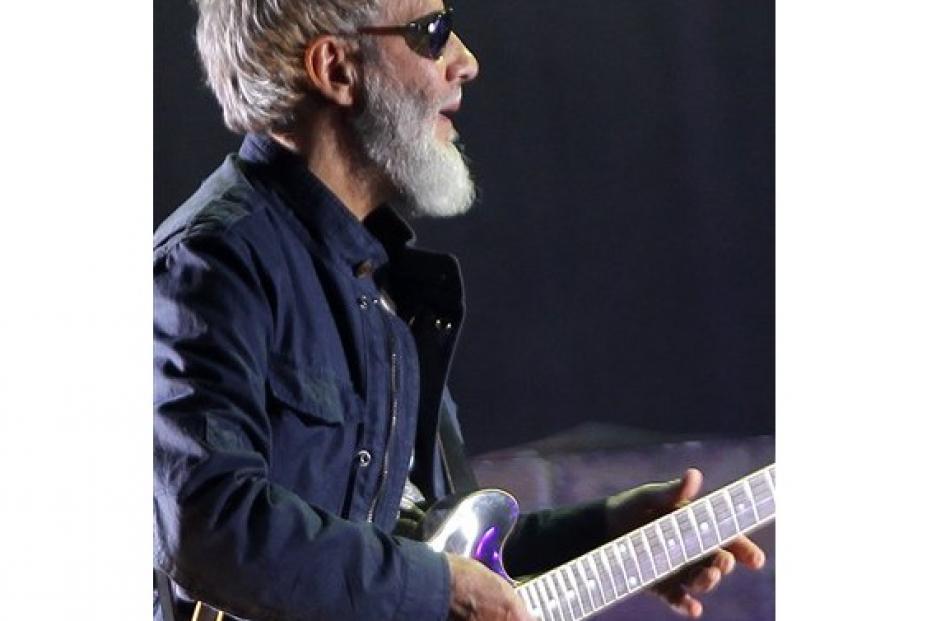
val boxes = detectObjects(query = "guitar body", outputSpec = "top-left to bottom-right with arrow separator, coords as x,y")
420,489 -> 521,583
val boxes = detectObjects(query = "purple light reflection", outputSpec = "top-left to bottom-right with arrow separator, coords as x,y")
474,526 -> 497,561
473,525 -> 510,579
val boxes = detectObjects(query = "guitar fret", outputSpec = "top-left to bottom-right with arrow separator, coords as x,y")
536,580 -> 555,621
659,516 -> 686,568
557,567 -> 583,620
729,481 -> 757,529
591,549 -> 617,603
606,544 -> 630,596
581,555 -> 606,609
521,586 -> 541,621
768,466 -> 776,488
749,473 -> 775,518
675,510 -> 703,559
644,526 -> 671,577
525,582 -> 544,621
765,468 -> 776,498
537,575 -> 561,621
722,488 -> 743,533
619,537 -> 643,590
539,575 -> 559,621
631,531 -> 656,583
691,500 -> 721,549
705,499 -> 724,541
710,491 -> 739,540
568,561 -> 594,616
656,523 -> 673,572
544,573 -> 568,621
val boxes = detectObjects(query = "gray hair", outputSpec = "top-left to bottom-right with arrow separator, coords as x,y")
195,0 -> 384,133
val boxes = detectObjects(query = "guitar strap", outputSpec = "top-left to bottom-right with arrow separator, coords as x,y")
438,404 -> 478,494
154,567 -> 179,621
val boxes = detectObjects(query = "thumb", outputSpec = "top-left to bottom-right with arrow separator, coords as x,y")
645,468 -> 703,510
667,467 -> 703,507
607,468 -> 705,534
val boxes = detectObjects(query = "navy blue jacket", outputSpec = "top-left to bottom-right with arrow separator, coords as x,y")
153,135 -> 606,621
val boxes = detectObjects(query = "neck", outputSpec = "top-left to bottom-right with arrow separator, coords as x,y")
270,110 -> 392,221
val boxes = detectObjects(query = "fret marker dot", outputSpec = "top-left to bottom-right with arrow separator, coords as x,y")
738,502 -> 746,510
700,522 -> 709,532
668,538 -> 677,547
628,577 -> 638,587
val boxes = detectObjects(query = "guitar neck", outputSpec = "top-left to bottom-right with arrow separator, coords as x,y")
515,464 -> 776,621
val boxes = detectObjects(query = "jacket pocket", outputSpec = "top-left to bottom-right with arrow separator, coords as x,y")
265,358 -> 363,514
266,358 -> 351,425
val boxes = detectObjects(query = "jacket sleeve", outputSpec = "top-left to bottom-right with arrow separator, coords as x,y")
153,229 -> 450,621
503,501 -> 608,579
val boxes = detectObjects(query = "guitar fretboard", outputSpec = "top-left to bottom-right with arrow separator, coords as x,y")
515,464 -> 775,621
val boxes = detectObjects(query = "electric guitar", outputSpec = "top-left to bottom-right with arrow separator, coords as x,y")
421,463 -> 776,621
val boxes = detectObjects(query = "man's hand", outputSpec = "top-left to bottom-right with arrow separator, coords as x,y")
447,554 -> 534,621
605,468 -> 766,619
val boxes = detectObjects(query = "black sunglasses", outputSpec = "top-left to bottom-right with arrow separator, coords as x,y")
357,8 -> 455,60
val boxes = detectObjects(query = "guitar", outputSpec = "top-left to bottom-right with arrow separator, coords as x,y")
421,463 -> 776,621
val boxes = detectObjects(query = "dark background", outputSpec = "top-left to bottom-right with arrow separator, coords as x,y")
154,0 -> 774,456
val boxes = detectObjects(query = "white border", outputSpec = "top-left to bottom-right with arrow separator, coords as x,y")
1,2 -> 151,618
778,1 -> 950,618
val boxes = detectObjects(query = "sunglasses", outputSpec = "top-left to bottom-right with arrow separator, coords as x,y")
357,8 -> 455,60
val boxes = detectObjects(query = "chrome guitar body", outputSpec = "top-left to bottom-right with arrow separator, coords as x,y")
420,489 -> 521,583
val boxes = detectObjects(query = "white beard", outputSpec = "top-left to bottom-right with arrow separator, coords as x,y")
351,67 -> 476,218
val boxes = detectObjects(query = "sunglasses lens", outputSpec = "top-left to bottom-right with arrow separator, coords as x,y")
425,12 -> 452,58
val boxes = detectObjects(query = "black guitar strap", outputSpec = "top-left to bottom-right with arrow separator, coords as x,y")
154,568 -> 178,621
438,405 -> 478,494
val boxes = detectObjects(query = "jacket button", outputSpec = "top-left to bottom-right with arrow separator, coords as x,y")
434,318 -> 453,331
357,295 -> 370,310
356,450 -> 372,467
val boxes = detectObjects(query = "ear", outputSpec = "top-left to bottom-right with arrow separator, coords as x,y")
303,36 -> 359,107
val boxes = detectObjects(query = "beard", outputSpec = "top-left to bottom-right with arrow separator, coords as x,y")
349,65 -> 476,218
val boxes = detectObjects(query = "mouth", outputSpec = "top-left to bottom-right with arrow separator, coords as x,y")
437,96 -> 462,125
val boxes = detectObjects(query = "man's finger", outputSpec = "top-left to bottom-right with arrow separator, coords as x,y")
655,581 -> 704,618
708,549 -> 736,576
672,593 -> 703,619
683,565 -> 721,595
724,535 -> 766,569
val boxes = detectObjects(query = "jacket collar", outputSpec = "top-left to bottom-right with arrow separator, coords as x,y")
237,134 -> 462,319
238,133 -> 405,272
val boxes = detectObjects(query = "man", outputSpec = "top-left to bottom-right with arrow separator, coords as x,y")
153,1 -> 766,619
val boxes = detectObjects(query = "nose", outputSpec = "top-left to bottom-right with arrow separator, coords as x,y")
445,33 -> 479,84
